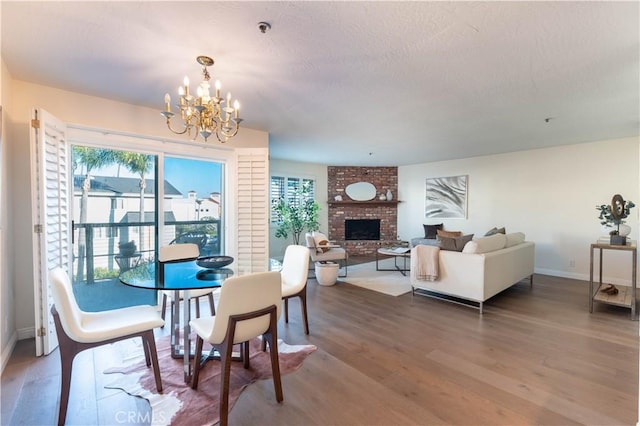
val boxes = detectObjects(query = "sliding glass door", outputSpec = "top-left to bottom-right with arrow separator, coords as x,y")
71,146 -> 158,311
162,156 -> 224,256
71,147 -> 225,312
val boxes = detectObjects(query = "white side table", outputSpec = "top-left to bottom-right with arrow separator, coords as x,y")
315,261 -> 339,286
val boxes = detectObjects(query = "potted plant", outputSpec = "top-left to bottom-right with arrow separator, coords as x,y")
118,240 -> 137,257
596,194 -> 635,245
273,181 -> 320,245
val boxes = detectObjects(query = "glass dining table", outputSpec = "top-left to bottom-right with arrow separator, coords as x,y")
119,259 -> 233,382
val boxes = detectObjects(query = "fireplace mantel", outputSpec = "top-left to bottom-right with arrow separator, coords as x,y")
328,200 -> 401,206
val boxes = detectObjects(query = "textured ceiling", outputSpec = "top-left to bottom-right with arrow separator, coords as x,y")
2,1 -> 638,166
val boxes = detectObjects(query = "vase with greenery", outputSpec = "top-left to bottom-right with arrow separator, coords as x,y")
273,181 -> 320,245
596,194 -> 635,244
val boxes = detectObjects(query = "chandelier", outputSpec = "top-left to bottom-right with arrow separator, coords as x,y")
161,55 -> 242,143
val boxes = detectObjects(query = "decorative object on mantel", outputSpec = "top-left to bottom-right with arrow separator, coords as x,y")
378,193 -> 387,201
334,195 -> 342,201
386,189 -> 393,201
273,181 -> 320,245
345,181 -> 377,201
161,55 -> 242,143
596,194 -> 635,245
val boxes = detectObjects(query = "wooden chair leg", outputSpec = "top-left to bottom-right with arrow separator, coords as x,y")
299,290 -> 309,335
242,342 -> 250,369
284,298 -> 289,323
191,336 -> 204,389
58,345 -> 75,426
264,314 -> 283,402
219,341 -> 234,426
143,331 -> 163,392
195,296 -> 201,318
141,334 -> 151,367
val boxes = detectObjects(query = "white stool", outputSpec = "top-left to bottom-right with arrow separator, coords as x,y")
315,261 -> 339,286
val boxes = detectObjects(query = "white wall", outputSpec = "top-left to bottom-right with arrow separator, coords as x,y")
268,159 -> 328,260
0,59 -> 17,371
398,137 -> 640,285
2,77 -> 268,353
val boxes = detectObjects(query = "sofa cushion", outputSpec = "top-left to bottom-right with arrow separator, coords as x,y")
437,234 -> 474,252
423,223 -> 443,239
485,226 -> 506,236
437,229 -> 463,238
505,232 -> 526,247
463,233 -> 507,254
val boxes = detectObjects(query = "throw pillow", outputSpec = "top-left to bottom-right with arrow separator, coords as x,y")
317,240 -> 330,253
485,227 -> 506,236
437,234 -> 474,252
312,231 -> 328,245
423,223 -> 443,239
505,232 -> 525,247
462,233 -> 507,254
437,229 -> 462,238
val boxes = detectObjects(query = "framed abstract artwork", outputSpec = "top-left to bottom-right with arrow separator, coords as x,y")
425,175 -> 468,218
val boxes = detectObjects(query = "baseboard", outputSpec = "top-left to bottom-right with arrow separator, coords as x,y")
17,326 -> 35,340
1,330 -> 18,374
534,268 -> 635,287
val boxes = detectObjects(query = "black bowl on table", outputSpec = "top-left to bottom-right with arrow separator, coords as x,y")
196,255 -> 234,269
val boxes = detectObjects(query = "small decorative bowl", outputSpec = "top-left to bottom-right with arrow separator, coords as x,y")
196,255 -> 234,269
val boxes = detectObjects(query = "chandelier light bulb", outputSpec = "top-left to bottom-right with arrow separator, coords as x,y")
164,93 -> 171,112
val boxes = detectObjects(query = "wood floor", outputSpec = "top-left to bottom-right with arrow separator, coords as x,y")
2,260 -> 638,425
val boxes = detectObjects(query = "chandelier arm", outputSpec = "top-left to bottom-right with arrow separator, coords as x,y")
215,122 -> 240,143
165,117 -> 191,136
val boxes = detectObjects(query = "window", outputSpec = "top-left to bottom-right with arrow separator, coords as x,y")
270,176 -> 315,223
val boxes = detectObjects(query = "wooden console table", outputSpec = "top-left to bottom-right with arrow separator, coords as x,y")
589,241 -> 637,319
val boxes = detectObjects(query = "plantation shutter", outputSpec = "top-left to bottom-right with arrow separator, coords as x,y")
235,148 -> 269,273
30,109 -> 70,356
270,176 -> 285,223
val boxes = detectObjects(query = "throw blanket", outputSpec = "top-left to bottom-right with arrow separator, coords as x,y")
412,245 -> 440,281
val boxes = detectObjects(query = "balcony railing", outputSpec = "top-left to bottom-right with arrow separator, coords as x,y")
73,219 -> 221,284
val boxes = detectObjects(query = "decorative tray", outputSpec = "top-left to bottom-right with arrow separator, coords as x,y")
196,255 -> 234,269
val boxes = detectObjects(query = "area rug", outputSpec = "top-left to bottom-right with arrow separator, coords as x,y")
104,336 -> 316,425
338,260 -> 412,296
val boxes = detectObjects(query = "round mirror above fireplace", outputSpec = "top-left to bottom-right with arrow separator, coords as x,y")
345,181 -> 377,201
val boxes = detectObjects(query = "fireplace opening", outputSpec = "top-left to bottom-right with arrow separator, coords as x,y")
345,219 -> 381,240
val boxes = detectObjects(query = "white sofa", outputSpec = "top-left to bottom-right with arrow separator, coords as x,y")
410,232 -> 535,313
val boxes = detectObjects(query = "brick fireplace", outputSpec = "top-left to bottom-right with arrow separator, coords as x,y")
327,166 -> 400,256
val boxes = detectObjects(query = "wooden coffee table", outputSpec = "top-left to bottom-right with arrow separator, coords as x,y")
376,247 -> 411,276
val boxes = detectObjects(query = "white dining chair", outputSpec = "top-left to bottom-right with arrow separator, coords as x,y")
48,267 -> 164,426
281,244 -> 311,334
190,271 -> 283,426
159,243 -> 216,323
